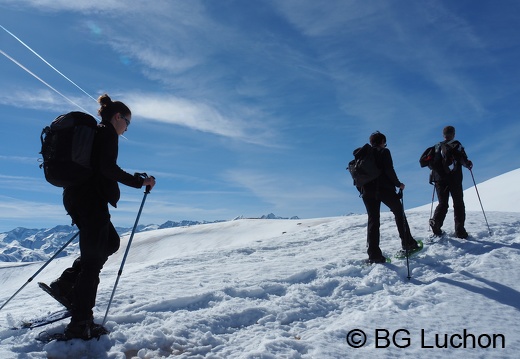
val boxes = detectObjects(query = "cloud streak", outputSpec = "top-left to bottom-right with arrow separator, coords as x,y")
224,169 -> 347,213
126,93 -> 276,145
0,195 -> 65,229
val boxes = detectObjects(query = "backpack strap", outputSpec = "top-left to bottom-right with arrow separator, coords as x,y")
437,139 -> 463,173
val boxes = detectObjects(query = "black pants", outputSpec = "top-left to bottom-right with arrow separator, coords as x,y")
362,188 -> 414,259
432,178 -> 466,233
59,185 -> 120,322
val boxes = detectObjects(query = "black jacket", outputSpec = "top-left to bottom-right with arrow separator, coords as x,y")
363,146 -> 401,194
91,123 -> 144,207
430,139 -> 470,183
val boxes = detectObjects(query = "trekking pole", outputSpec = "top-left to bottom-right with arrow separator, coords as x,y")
102,179 -> 152,325
399,189 -> 411,280
469,169 -> 492,236
0,231 -> 79,312
428,185 -> 436,232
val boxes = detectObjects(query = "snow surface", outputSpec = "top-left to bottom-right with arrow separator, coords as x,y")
413,168 -> 520,213
0,169 -> 519,358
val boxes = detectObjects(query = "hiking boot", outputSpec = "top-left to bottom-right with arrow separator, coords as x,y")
402,241 -> 420,251
64,318 -> 109,340
429,219 -> 442,236
48,280 -> 74,310
367,256 -> 387,264
456,228 -> 469,239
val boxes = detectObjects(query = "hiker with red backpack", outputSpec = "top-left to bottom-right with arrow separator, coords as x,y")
428,126 -> 473,239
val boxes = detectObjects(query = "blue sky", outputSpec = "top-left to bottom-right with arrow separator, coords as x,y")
1,0 -> 519,232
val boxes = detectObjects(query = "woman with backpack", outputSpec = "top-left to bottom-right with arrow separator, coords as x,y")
45,94 -> 156,339
361,131 -> 420,264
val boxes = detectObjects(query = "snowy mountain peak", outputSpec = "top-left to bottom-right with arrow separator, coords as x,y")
0,215 -> 299,262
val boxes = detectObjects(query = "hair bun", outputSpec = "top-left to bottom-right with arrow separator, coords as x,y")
98,93 -> 113,107
97,94 -> 131,122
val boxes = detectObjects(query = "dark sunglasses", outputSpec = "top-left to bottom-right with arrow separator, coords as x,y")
121,115 -> 131,128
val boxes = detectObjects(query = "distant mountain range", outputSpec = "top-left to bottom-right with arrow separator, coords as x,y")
0,214 -> 298,262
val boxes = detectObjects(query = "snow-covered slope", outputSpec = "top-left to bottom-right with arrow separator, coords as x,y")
0,220 -> 224,263
462,168 -> 520,212
413,168 -> 520,213
0,170 -> 519,358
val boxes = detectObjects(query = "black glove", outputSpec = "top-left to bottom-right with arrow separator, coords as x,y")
397,189 -> 403,199
134,172 -> 149,179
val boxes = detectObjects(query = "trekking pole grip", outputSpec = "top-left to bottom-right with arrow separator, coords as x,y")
135,172 -> 154,193
145,176 -> 155,194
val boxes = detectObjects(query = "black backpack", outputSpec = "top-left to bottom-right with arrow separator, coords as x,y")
39,112 -> 98,188
419,145 -> 435,168
347,143 -> 381,188
419,141 -> 457,174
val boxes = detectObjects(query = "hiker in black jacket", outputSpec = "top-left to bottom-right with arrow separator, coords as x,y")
429,126 -> 473,238
46,94 -> 156,339
362,131 -> 419,263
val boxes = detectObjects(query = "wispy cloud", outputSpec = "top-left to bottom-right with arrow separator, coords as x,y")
0,87 -> 277,144
273,0 -> 491,127
1,0 -> 127,12
0,174 -> 53,193
0,195 -> 64,220
132,96 -> 243,138
0,88 -> 95,116
224,169 -> 347,212
0,156 -> 39,165
273,0 -> 385,37
126,93 -> 276,144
